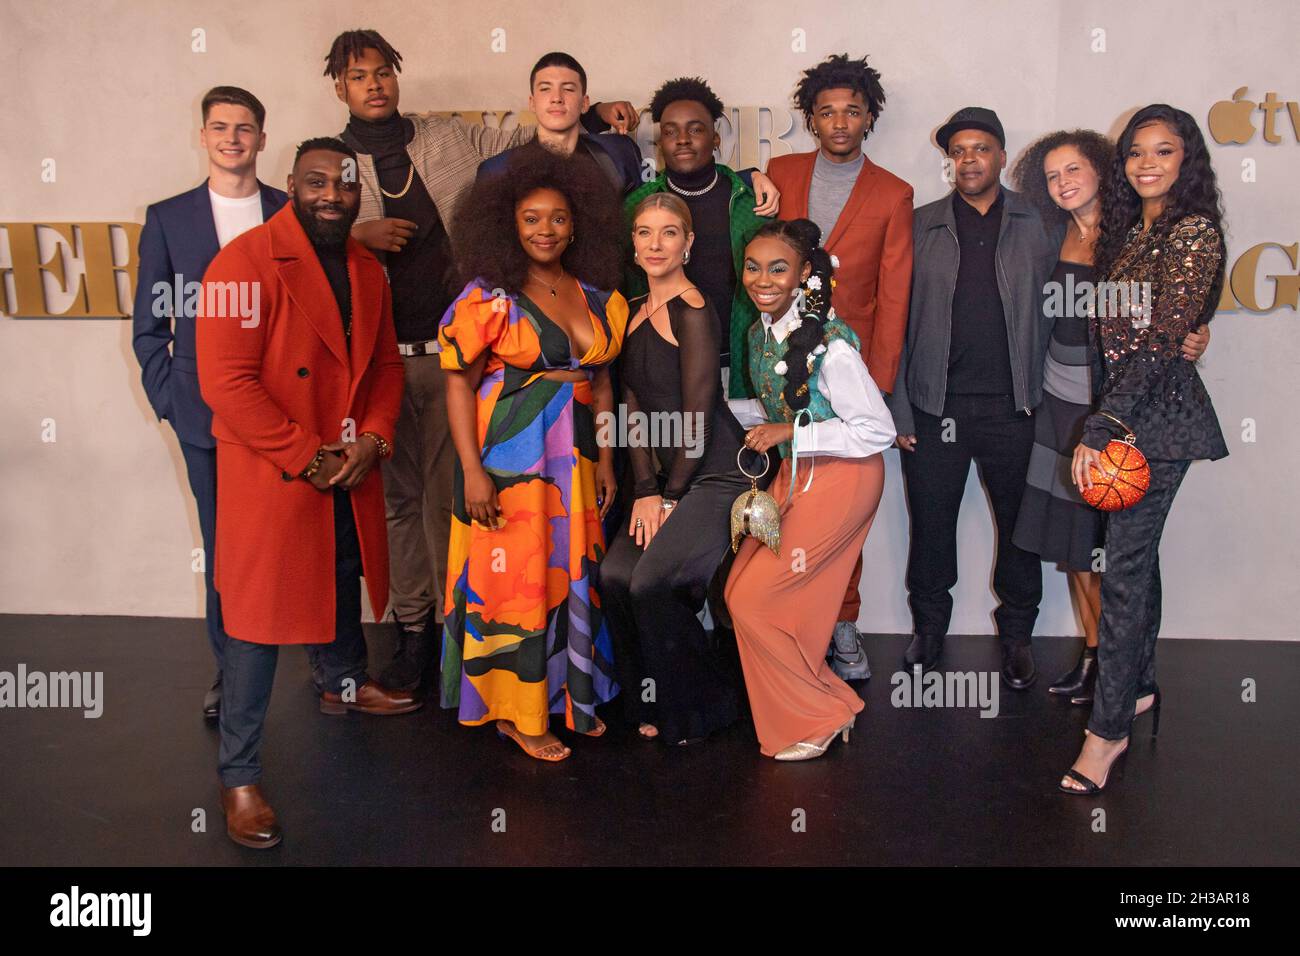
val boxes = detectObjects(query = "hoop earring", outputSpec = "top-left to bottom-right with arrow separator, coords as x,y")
633,251 -> 638,262
682,250 -> 691,265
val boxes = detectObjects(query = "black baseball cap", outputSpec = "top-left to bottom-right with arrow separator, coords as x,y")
936,106 -> 1006,152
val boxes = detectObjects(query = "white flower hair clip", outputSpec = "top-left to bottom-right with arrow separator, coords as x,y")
805,275 -> 823,291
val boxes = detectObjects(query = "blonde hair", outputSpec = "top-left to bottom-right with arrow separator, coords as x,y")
631,192 -> 693,233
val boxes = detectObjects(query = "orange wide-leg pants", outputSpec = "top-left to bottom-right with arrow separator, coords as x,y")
725,453 -> 885,756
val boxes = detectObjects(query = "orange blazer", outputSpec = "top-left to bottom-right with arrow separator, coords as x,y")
766,151 -> 914,393
197,205 -> 403,644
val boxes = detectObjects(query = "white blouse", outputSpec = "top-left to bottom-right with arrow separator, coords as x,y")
728,304 -> 897,459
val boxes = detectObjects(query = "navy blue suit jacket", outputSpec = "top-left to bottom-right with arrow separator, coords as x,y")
477,131 -> 645,196
132,180 -> 287,448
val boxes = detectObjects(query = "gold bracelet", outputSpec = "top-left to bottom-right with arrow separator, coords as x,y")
299,448 -> 326,479
361,431 -> 392,459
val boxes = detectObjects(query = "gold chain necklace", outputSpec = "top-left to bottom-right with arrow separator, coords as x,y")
380,164 -> 414,200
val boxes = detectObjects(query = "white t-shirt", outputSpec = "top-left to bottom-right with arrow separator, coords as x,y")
209,189 -> 264,248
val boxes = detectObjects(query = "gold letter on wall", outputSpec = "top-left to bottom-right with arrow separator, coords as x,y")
0,223 -> 141,317
1230,241 -> 1300,312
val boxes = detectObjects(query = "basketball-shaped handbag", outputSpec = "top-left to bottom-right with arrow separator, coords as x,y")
1081,412 -> 1150,512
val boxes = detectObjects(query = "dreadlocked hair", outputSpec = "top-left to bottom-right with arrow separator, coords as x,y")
649,76 -> 724,122
750,219 -> 835,413
323,30 -> 402,79
793,53 -> 885,137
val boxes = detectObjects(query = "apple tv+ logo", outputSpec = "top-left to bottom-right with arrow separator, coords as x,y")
1208,87 -> 1300,145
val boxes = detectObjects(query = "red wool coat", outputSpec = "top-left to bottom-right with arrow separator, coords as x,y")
197,205 -> 403,644
766,151 -> 914,394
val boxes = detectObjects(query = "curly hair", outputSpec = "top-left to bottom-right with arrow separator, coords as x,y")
747,219 -> 835,413
1010,129 -> 1114,228
450,141 -> 624,294
649,76 -> 724,123
323,30 -> 402,79
793,53 -> 885,137
1094,104 -> 1225,282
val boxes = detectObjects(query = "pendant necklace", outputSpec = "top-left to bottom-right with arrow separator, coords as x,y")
528,269 -> 567,297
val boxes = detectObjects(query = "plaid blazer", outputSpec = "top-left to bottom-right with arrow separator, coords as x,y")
353,113 -> 535,232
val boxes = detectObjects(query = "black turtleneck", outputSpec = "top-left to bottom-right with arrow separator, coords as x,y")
341,113 -> 456,344
291,204 -> 352,339
317,244 -> 352,342
343,112 -> 413,165
665,161 -> 734,364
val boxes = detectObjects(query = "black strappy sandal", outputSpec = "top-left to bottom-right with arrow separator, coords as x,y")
1058,738 -> 1129,795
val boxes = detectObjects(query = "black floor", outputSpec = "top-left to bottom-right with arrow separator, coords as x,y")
1,614 -> 1296,866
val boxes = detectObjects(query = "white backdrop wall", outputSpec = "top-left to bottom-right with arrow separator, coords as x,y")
1,0 -> 1295,638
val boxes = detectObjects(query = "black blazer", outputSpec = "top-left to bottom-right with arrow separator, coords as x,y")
131,180 -> 287,447
477,130 -> 644,196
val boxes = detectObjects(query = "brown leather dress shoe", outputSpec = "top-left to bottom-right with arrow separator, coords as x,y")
319,679 -> 423,716
220,784 -> 282,849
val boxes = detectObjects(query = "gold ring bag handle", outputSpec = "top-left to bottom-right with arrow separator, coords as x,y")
730,448 -> 781,555
1096,411 -> 1138,446
1082,410 -> 1151,512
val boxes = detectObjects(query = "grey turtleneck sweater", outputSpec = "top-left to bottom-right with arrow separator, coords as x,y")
808,151 -> 864,241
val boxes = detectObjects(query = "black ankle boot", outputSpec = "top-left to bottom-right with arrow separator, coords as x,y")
1049,645 -> 1097,700
904,633 -> 944,671
380,611 -> 438,692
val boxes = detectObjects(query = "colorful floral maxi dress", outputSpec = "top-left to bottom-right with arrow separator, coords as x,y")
437,278 -> 627,735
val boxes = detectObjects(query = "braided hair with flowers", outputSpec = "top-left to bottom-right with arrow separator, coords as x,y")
751,218 -> 837,412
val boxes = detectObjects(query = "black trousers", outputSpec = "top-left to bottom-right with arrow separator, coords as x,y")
901,396 -> 1041,645
218,489 -> 369,787
1088,459 -> 1190,740
599,473 -> 748,742
178,440 -> 226,672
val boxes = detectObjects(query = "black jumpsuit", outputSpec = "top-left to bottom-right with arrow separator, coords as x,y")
599,293 -> 750,742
